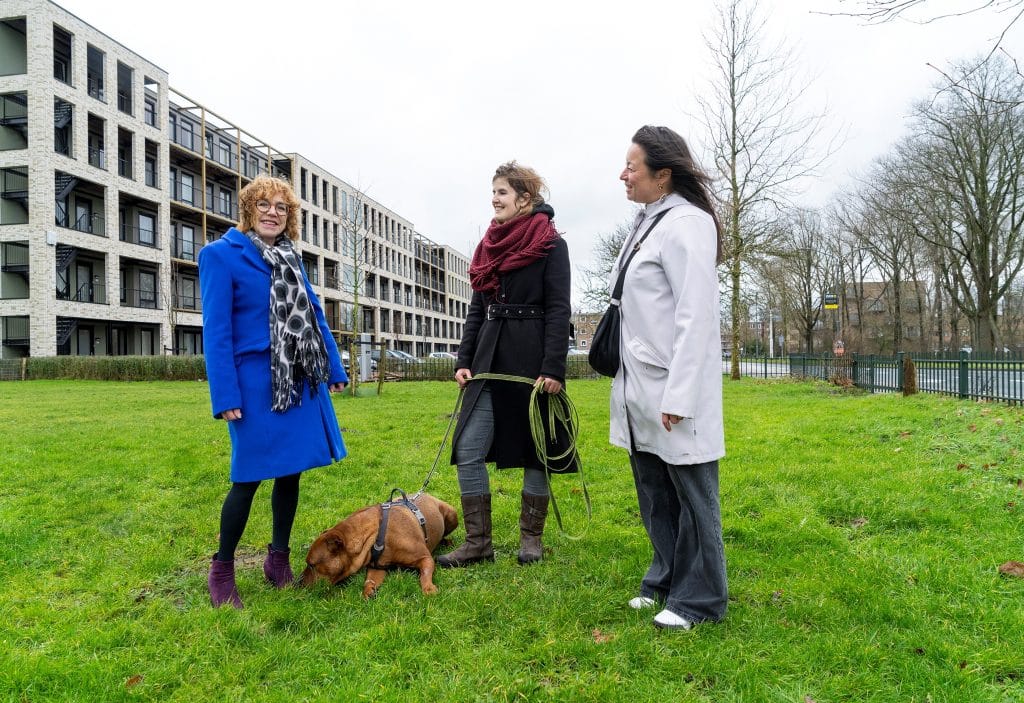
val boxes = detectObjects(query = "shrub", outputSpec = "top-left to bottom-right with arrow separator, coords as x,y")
26,355 -> 207,381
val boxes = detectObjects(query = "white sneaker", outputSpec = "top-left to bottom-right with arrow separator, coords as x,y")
653,608 -> 693,630
628,596 -> 657,610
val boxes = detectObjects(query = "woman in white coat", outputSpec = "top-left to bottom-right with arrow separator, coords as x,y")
610,125 -> 727,630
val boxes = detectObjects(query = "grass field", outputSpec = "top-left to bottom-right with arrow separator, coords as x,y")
1,377 -> 1022,702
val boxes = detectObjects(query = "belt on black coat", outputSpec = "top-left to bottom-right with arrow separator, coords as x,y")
486,304 -> 545,320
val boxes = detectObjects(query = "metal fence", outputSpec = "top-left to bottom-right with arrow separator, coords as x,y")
729,352 -> 1024,405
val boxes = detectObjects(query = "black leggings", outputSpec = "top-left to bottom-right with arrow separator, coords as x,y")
216,473 -> 301,561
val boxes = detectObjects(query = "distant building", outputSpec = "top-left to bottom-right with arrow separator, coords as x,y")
0,0 -> 470,359
570,311 -> 602,350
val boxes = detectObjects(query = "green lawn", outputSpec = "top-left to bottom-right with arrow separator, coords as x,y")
0,378 -> 1022,702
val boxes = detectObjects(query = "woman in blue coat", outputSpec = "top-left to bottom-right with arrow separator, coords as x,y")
199,174 -> 348,608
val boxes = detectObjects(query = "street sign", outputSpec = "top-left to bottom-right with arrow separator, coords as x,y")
823,293 -> 838,310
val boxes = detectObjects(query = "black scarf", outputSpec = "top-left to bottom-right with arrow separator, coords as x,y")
246,231 -> 331,412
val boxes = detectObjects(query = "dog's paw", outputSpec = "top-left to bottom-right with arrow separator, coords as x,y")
423,584 -> 439,595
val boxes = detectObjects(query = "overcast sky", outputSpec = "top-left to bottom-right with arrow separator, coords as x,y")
55,0 -> 1022,308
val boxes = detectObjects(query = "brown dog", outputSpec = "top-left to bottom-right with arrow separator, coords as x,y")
298,492 -> 458,598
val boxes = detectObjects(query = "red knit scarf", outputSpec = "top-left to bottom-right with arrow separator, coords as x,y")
469,212 -> 559,295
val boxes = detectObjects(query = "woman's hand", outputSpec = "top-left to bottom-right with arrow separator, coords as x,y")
455,368 -> 473,388
221,408 -> 242,422
661,413 -> 682,432
537,376 -> 563,394
329,382 -> 347,393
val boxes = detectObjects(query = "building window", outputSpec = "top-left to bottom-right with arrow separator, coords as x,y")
138,212 -> 155,246
53,98 -> 72,156
219,187 -> 233,217
180,172 -> 194,205
53,26 -> 72,84
86,45 -> 107,101
116,62 -> 133,115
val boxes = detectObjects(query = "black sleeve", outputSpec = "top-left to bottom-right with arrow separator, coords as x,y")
456,289 -> 486,370
539,238 -> 571,382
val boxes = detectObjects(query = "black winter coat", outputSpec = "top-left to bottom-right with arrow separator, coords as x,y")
452,235 -> 579,473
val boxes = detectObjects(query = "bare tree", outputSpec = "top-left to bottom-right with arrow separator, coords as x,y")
771,209 -> 839,353
579,218 -> 634,312
901,56 -> 1024,351
337,185 -> 378,340
699,0 -> 838,378
833,153 -> 923,353
822,1 -> 1024,101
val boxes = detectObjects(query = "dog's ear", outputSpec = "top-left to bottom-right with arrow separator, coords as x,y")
340,523 -> 370,555
324,535 -> 344,554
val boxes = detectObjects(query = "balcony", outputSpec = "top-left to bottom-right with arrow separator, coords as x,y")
122,286 -> 160,310
58,279 -> 107,304
88,146 -> 106,170
87,77 -> 105,102
171,234 -> 200,262
169,177 -> 197,207
173,291 -> 201,312
120,222 -> 157,248
169,124 -> 198,153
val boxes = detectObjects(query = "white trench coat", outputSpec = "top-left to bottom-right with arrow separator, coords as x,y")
608,193 -> 725,465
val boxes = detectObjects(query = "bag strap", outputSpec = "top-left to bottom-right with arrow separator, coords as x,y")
610,209 -> 671,303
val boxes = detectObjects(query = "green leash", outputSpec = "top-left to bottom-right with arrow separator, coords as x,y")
414,372 -> 591,537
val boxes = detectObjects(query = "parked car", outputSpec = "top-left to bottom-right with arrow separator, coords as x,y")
428,351 -> 457,360
371,349 -> 422,366
567,348 -> 589,357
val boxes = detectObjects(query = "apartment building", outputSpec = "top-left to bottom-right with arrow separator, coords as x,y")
0,0 -> 470,360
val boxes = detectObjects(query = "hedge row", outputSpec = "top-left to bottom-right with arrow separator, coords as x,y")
26,355 -> 208,381
11,354 -> 601,382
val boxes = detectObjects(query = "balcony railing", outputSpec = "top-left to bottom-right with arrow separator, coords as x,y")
117,91 -> 132,114
169,124 -> 198,153
88,147 -> 106,169
56,206 -> 106,236
325,273 -> 339,289
170,178 -> 196,206
205,197 -> 238,221
120,222 -> 158,247
118,157 -> 132,179
171,235 -> 200,262
173,292 -> 202,311
87,77 -> 105,102
58,280 -> 107,304
121,286 -> 160,310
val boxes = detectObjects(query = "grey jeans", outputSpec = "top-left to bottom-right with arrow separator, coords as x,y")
630,451 -> 728,623
455,386 -> 549,497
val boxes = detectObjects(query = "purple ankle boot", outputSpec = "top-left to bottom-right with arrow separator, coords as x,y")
263,544 -> 294,588
208,556 -> 243,609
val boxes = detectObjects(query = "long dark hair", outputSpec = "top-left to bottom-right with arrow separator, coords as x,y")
632,125 -> 723,264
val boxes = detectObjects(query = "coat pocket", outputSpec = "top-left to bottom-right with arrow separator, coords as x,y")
626,337 -> 669,370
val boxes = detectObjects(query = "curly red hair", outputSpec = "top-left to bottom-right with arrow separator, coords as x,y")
238,175 -> 301,241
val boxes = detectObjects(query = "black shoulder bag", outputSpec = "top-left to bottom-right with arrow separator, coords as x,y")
588,209 -> 669,377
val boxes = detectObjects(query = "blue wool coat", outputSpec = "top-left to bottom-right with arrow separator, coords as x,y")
199,227 -> 348,482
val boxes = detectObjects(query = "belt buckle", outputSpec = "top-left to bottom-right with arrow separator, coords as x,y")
486,304 -> 496,321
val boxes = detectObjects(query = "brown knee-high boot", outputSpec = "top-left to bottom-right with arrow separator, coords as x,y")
518,491 -> 549,564
437,494 -> 494,568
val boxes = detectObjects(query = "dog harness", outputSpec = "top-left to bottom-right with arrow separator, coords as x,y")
369,488 -> 428,569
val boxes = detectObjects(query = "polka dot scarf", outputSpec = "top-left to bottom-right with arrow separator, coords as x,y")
247,231 -> 330,412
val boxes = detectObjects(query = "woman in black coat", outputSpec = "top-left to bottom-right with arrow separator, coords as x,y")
438,161 -> 577,568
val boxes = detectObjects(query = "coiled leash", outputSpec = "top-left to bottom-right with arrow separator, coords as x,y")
413,372 -> 591,537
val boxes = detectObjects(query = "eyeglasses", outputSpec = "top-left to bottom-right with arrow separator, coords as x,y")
256,199 -> 290,216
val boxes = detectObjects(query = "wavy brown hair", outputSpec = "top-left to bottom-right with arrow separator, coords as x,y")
493,161 -> 548,208
238,175 -> 301,241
